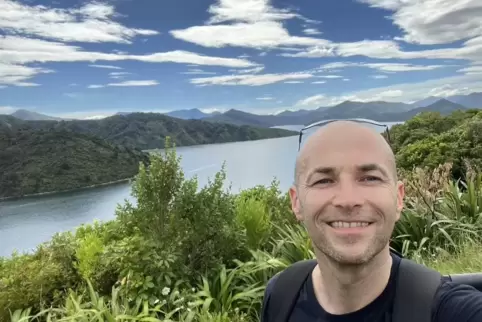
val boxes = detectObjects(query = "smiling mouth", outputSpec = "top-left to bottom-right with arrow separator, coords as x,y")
328,221 -> 373,228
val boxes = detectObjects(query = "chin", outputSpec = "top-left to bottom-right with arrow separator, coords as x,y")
318,243 -> 383,265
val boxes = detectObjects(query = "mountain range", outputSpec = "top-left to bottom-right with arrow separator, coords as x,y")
3,92 -> 481,128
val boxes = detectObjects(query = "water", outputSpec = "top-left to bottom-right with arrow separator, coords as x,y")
0,122 -> 400,257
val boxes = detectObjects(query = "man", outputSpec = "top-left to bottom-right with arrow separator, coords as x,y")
261,121 -> 482,322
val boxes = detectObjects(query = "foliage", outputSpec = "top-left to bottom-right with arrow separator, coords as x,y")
3,111 -> 482,321
389,109 -> 482,178
0,126 -> 149,198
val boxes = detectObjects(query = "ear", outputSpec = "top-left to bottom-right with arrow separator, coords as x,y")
395,180 -> 405,221
289,185 -> 303,221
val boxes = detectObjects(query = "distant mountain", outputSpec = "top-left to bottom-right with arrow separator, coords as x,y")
382,99 -> 469,122
165,108 -> 209,120
276,109 -> 312,117
203,101 -> 417,128
205,109 -> 280,127
447,92 -> 482,109
0,124 -> 149,199
412,96 -> 443,108
10,109 -> 61,121
311,100 -> 414,121
5,112 -> 298,151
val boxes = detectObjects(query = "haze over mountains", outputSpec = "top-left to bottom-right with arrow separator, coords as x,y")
3,92 -> 481,128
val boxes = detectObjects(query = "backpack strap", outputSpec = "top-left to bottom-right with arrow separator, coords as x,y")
266,259 -> 317,322
392,258 -> 442,322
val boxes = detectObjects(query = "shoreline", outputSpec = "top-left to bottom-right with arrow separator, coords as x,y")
0,134 -> 297,203
0,177 -> 134,202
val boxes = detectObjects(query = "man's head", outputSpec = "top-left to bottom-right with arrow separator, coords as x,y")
289,121 -> 404,266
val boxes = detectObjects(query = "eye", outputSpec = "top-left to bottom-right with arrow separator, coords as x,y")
362,175 -> 382,182
313,178 -> 333,185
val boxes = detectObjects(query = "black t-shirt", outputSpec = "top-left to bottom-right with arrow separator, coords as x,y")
261,253 -> 482,322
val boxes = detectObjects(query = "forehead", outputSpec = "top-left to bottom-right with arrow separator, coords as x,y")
301,124 -> 393,172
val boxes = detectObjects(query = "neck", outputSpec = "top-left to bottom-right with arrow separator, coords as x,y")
312,247 -> 393,315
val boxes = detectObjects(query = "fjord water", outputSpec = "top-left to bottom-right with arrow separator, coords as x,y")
0,123 -> 399,257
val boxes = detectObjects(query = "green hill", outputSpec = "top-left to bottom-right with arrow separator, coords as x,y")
0,113 -> 297,198
4,112 -> 298,150
0,125 -> 149,199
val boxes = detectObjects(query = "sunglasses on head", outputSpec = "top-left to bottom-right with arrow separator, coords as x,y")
297,118 -> 392,151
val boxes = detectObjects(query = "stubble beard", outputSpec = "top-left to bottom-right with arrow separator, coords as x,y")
300,204 -> 395,266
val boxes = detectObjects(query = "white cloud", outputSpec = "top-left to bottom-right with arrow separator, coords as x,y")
282,38 -> 482,62
318,62 -> 447,72
171,0 -> 327,50
190,72 -> 314,86
303,28 -> 322,35
0,0 -> 159,44
370,89 -> 403,100
230,66 -> 265,74
427,84 -> 469,97
343,78 -> 350,81
88,80 -> 159,88
0,62 -> 53,86
0,36 -> 257,84
458,65 -> 482,75
109,71 -> 132,79
284,81 -> 303,84
0,106 -> 17,114
83,115 -> 109,120
317,75 -> 343,79
135,50 -> 256,67
295,94 -> 326,107
54,110 -> 116,119
371,74 -> 388,79
312,81 -> 326,84
364,63 -> 446,72
89,64 -> 123,70
0,37 -> 257,68
295,73 -> 482,107
256,96 -> 274,100
181,69 -> 217,75
358,0 -> 482,45
280,45 -> 335,57
206,0 -> 301,24
199,107 -> 226,114
171,21 -> 330,50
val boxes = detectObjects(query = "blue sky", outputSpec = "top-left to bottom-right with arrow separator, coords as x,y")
1,0 -> 481,119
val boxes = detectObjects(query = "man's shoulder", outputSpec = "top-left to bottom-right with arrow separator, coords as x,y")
433,279 -> 482,322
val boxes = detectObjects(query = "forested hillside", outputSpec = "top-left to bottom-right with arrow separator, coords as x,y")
0,125 -> 149,199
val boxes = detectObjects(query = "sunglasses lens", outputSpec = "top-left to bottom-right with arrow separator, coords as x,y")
297,118 -> 391,151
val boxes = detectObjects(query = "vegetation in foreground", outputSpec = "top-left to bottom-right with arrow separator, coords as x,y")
1,111 -> 482,321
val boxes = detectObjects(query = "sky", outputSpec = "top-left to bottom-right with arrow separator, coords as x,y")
1,0 -> 482,119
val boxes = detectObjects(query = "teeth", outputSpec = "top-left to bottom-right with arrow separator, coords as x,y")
330,221 -> 370,228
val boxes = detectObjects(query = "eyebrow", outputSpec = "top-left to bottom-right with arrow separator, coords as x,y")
305,163 -> 389,183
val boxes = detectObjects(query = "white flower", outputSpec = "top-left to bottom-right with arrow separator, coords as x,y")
162,287 -> 171,296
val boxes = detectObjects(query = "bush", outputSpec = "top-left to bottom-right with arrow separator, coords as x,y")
3,126 -> 482,321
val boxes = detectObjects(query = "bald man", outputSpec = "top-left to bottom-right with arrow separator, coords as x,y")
261,121 -> 482,322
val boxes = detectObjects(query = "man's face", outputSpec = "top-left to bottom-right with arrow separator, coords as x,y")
290,124 -> 404,265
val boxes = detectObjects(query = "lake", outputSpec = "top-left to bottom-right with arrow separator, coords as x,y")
0,122 -> 400,258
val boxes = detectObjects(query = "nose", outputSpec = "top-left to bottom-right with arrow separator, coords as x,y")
331,177 -> 364,210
